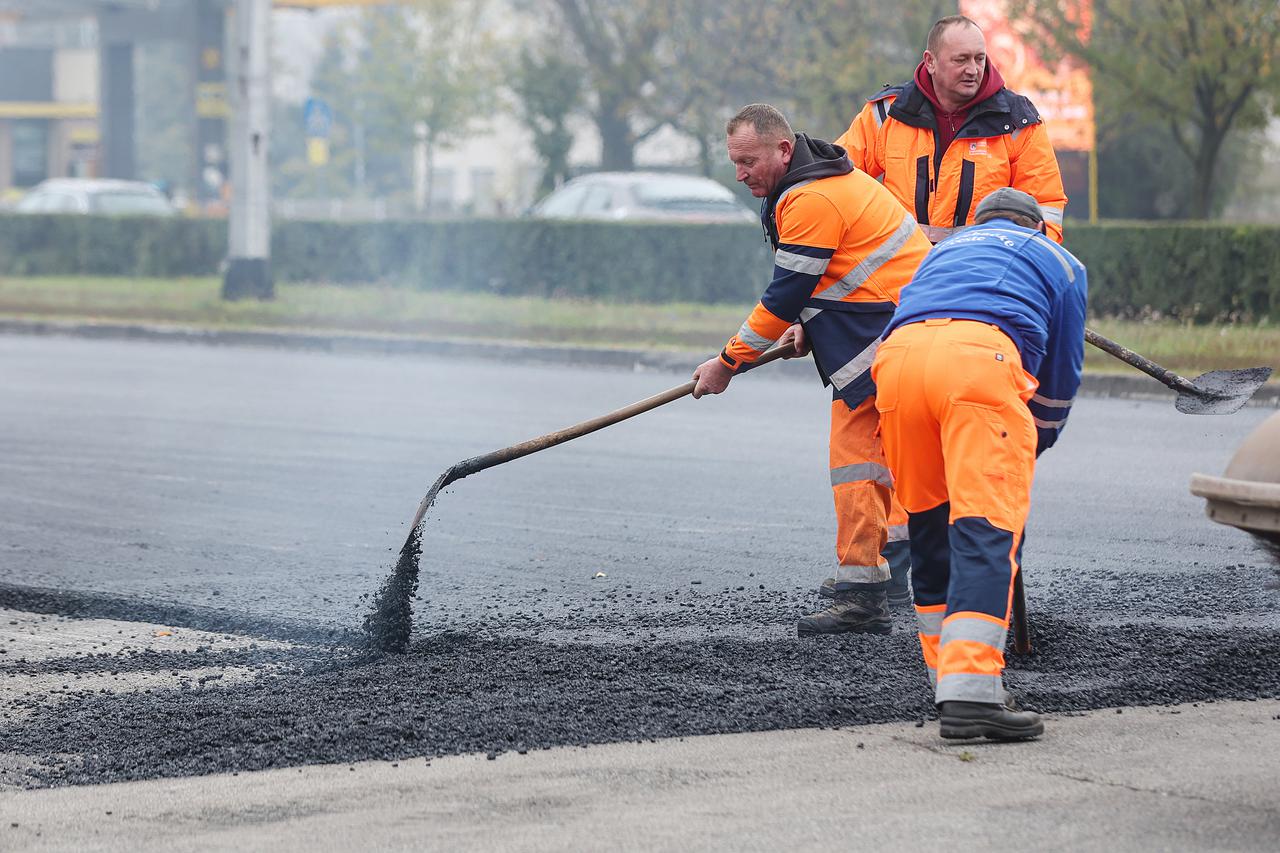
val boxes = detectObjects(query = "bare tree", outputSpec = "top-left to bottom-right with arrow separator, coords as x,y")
508,45 -> 583,197
543,0 -> 670,171
1009,0 -> 1280,218
355,0 -> 498,213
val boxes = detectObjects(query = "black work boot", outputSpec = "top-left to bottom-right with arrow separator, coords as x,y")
819,576 -> 911,609
797,587 -> 891,636
938,700 -> 1044,740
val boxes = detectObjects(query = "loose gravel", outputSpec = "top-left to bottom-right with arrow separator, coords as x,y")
2,572 -> 1278,789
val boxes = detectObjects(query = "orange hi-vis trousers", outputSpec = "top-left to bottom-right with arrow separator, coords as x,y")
871,319 -> 1038,704
828,396 -> 910,587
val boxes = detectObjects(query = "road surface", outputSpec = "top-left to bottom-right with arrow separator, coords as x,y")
0,334 -> 1276,800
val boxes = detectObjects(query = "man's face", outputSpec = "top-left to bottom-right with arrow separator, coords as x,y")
924,23 -> 987,107
727,127 -> 793,198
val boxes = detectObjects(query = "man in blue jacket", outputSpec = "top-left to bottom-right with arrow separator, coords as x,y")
871,187 -> 1087,740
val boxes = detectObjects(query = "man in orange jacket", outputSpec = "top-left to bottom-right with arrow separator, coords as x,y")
836,15 -> 1068,244
693,104 -> 930,635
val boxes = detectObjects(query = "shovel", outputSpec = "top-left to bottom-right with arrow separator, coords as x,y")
1008,329 -> 1274,656
367,342 -> 799,652
1085,328 -> 1273,415
403,341 -> 799,533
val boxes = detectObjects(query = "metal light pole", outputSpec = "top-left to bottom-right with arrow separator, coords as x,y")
222,0 -> 273,300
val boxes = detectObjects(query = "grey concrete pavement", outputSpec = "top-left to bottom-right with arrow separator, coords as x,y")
3,700 -> 1278,852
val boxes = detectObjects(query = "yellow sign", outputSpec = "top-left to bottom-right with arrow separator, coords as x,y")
196,82 -> 230,119
0,101 -> 96,119
308,138 -> 331,166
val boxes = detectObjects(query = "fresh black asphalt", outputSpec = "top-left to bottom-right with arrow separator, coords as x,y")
1,335 -> 1276,787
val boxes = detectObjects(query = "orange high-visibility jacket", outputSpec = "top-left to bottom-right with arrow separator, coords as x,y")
836,82 -> 1067,243
721,134 -> 930,408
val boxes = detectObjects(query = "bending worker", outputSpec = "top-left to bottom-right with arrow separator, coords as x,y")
871,187 -> 1086,740
836,14 -> 1068,244
692,103 -> 930,635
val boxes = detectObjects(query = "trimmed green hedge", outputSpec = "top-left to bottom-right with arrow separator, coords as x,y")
269,219 -> 772,303
1,214 -> 1277,320
0,213 -> 225,278
1063,222 -> 1280,322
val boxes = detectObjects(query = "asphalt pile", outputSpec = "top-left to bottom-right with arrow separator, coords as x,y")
2,586 -> 1278,788
1256,534 -> 1280,586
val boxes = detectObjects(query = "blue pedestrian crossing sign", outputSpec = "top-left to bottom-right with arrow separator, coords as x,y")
303,97 -> 333,140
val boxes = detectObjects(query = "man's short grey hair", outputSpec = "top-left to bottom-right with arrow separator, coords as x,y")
726,104 -> 796,143
927,15 -> 981,54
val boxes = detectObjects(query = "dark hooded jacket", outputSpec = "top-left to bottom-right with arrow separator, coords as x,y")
720,133 -> 931,408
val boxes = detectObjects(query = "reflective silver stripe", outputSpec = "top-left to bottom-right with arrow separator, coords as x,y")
935,672 -> 1004,704
1034,416 -> 1068,429
774,249 -> 829,276
915,609 -> 944,636
1034,234 -> 1076,282
776,178 -> 815,207
799,306 -> 823,322
830,462 -> 894,489
829,336 -> 881,391
1032,393 -> 1073,408
735,320 -> 775,353
920,224 -> 958,244
817,212 -> 918,301
1040,205 -> 1065,225
834,562 -> 891,584
1011,127 -> 1023,141
887,523 -> 909,542
926,666 -> 937,687
940,616 -> 1007,650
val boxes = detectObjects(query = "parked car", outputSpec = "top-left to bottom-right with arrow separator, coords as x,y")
530,172 -> 755,223
15,178 -> 176,217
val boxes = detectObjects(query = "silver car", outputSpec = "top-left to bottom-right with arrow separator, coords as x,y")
531,172 -> 755,223
16,178 -> 176,217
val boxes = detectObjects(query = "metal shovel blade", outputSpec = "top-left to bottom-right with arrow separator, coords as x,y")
1175,367 -> 1274,415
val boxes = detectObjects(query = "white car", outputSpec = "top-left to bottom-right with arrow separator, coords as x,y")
531,172 -> 755,223
16,178 -> 176,217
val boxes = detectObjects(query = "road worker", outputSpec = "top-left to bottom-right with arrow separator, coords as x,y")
836,15 -> 1068,244
693,104 -> 930,635
871,187 -> 1087,739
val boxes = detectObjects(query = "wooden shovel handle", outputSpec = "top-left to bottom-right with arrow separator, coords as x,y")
451,342 -> 799,481
1085,328 -> 1200,395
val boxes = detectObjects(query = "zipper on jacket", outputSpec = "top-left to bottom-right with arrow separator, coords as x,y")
953,159 -> 976,227
914,155 -> 931,225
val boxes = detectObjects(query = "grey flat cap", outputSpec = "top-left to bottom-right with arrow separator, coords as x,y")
975,187 -> 1043,225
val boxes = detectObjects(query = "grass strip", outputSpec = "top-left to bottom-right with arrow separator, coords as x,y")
0,275 -> 1275,376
